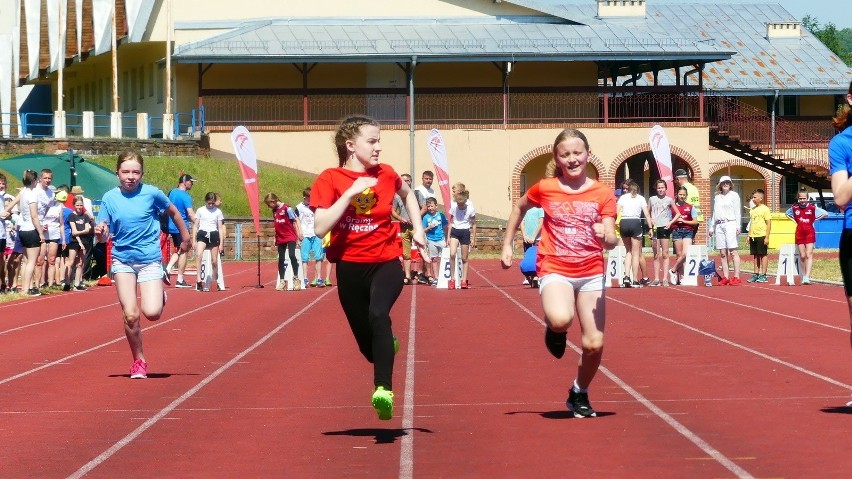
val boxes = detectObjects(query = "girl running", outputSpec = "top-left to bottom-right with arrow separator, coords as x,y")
829,78 -> 852,349
501,127 -> 618,418
310,114 -> 428,420
192,192 -> 226,291
94,150 -> 191,379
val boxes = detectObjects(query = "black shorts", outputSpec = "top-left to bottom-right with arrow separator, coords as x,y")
749,236 -> 768,256
196,230 -> 221,248
619,218 -> 643,238
67,241 -> 81,252
59,244 -> 70,257
653,227 -> 672,239
840,230 -> 852,296
170,233 -> 184,249
450,228 -> 471,245
19,230 -> 41,249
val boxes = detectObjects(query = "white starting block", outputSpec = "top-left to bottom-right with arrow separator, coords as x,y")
275,256 -> 304,290
682,244 -> 708,286
436,248 -> 463,289
775,244 -> 801,285
197,250 -> 226,291
606,246 -> 626,287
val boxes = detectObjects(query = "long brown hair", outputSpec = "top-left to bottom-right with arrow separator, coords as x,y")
334,115 -> 380,167
832,79 -> 852,131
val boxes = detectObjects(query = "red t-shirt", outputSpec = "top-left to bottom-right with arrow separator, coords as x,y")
310,164 -> 402,263
790,202 -> 817,244
272,203 -> 298,244
526,178 -> 616,277
674,201 -> 696,230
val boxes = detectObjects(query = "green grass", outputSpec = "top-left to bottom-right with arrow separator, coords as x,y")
1,154 -> 317,217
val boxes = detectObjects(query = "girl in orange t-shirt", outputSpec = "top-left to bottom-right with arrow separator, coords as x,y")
310,115 -> 428,421
501,128 -> 617,418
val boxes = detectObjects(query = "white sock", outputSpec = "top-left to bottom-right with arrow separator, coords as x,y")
177,275 -> 184,282
572,379 -> 587,394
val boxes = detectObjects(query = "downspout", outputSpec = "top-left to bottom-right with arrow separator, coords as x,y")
771,89 -> 779,210
409,56 -> 417,179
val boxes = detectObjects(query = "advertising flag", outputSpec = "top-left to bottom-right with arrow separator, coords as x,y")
426,129 -> 451,208
649,125 -> 674,198
230,126 -> 261,233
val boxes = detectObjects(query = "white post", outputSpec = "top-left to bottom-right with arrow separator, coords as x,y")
82,111 -> 94,138
163,113 -> 174,140
606,245 -> 626,287
436,248 -> 463,289
682,244 -> 708,286
775,244 -> 801,285
53,110 -> 66,138
136,112 -> 149,139
110,111 -> 122,138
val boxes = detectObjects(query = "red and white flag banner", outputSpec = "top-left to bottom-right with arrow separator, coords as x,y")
426,129 -> 451,208
230,126 -> 261,233
649,125 -> 674,198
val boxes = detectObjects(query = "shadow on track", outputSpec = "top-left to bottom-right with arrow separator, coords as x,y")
323,427 -> 434,444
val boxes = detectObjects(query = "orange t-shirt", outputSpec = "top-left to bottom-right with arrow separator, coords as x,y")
310,164 -> 402,263
526,178 -> 616,277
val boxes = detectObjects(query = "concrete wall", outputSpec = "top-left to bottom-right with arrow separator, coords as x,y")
208,125 -> 712,219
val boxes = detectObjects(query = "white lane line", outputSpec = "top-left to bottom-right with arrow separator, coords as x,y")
399,284 -> 417,479
66,288 -> 335,479
474,268 -> 756,479
0,280 -> 273,387
670,287 -> 849,332
608,296 -> 852,391
0,302 -> 117,335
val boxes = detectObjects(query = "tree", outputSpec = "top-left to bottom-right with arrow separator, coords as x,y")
802,15 -> 852,66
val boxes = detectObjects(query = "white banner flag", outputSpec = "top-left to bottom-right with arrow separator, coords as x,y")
649,125 -> 674,198
24,0 -> 39,80
92,0 -> 113,55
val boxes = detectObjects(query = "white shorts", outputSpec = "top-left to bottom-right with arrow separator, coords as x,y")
714,221 -> 739,250
111,260 -> 164,283
539,272 -> 607,294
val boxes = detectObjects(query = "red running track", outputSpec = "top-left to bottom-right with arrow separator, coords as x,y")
0,261 -> 850,478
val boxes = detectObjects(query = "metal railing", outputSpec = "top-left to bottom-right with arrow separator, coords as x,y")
5,110 -> 198,139
201,89 -> 707,128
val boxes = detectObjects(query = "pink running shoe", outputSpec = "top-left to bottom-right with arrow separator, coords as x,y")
130,359 -> 148,379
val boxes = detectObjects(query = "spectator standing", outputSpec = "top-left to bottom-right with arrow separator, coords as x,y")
165,174 -> 197,288
296,187 -> 325,287
68,196 -> 95,290
669,186 -> 699,285
710,176 -> 742,285
617,179 -> 651,287
422,197 -> 448,284
191,192 -> 226,292
392,174 -> 418,285
785,188 -> 828,285
648,179 -> 680,286
746,189 -> 772,283
447,190 -> 476,289
265,193 -> 302,291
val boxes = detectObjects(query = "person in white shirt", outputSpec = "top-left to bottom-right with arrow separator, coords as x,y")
447,190 -> 476,289
709,175 -> 742,285
617,179 -> 652,287
34,170 -> 61,289
296,187 -> 326,287
191,192 -> 225,291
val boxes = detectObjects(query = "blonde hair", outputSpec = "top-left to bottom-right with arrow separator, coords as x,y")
454,190 -> 469,203
334,115 -> 380,167
546,128 -> 590,178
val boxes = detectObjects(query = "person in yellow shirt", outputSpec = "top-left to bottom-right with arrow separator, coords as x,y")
747,189 -> 772,282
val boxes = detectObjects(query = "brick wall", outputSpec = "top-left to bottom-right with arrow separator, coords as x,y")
0,136 -> 210,156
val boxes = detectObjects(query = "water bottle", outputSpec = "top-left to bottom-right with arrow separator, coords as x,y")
704,274 -> 712,287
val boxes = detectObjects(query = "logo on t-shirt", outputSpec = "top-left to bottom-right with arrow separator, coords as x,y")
351,188 -> 378,215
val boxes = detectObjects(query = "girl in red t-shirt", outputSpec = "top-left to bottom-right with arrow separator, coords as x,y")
310,115 -> 428,421
500,128 -> 617,419
264,193 -> 303,291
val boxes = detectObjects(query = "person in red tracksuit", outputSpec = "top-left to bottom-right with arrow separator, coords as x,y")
265,193 -> 302,291
785,188 -> 828,285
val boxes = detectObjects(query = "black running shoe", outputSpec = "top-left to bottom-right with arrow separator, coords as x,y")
544,328 -> 567,359
566,389 -> 596,418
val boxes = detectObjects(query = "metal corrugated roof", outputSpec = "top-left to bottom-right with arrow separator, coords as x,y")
503,1 -> 852,93
171,2 -> 852,94
173,16 -> 732,64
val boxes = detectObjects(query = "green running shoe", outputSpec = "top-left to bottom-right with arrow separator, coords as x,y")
371,387 -> 394,420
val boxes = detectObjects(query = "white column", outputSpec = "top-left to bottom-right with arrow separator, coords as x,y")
53,110 -> 66,138
162,113 -> 174,140
136,112 -> 149,139
110,111 -> 122,138
82,111 -> 94,138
